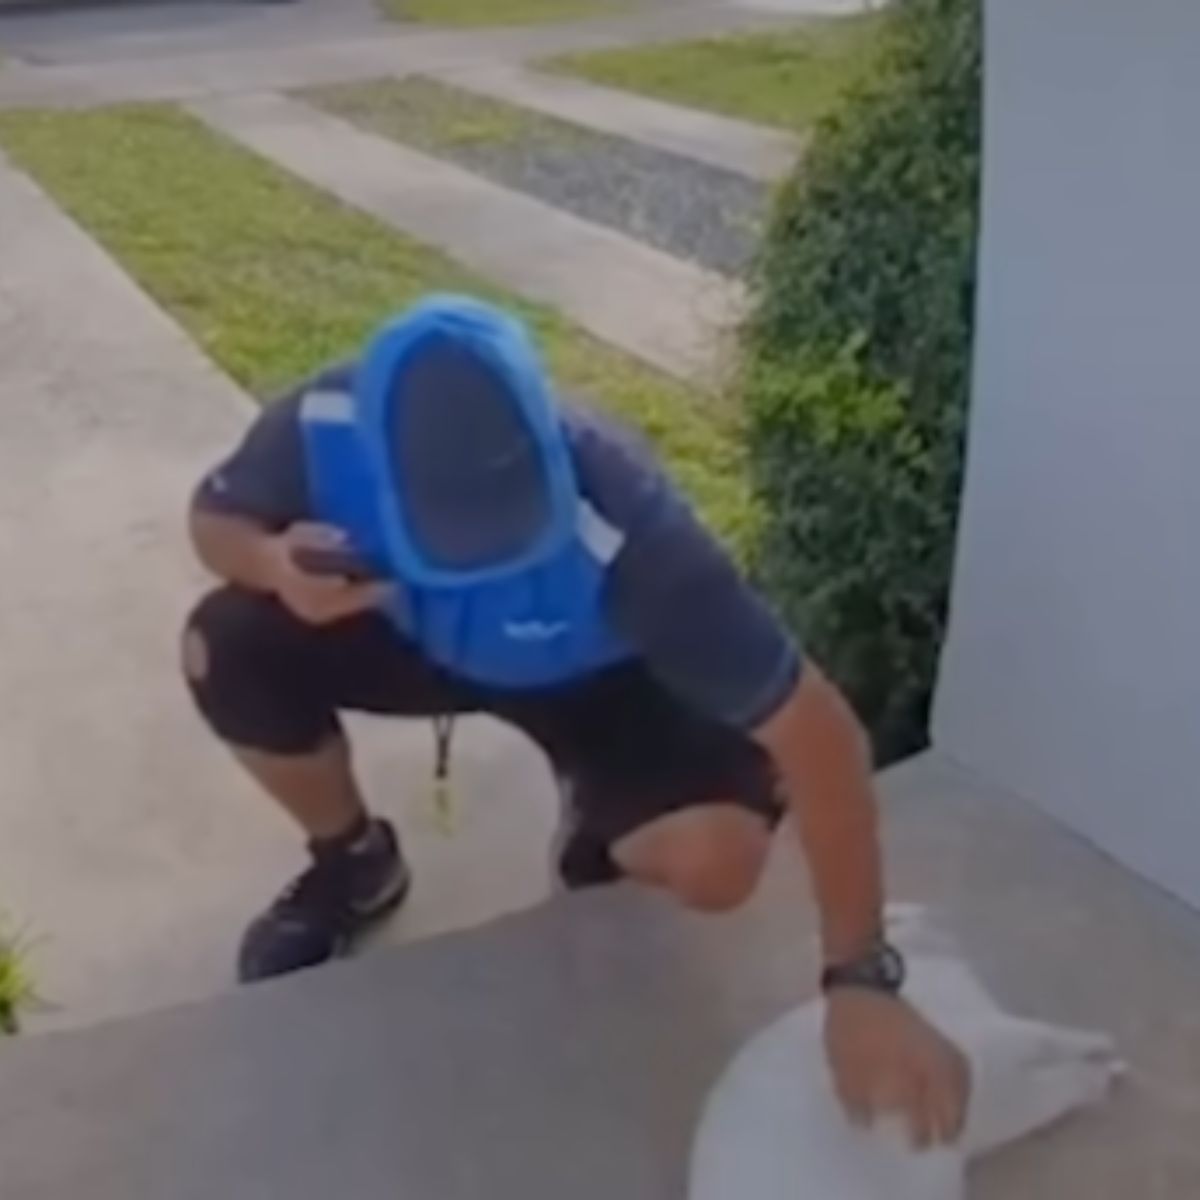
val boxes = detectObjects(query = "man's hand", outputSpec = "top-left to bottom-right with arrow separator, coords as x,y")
824,988 -> 970,1148
263,523 -> 390,626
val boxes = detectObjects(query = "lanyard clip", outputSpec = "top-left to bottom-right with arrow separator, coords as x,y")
431,715 -> 457,837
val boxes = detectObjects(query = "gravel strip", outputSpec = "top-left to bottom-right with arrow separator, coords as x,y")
302,76 -> 769,277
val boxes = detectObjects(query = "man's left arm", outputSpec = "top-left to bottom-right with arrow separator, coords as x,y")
754,664 -> 883,967
600,477 -> 968,1147
754,666 -> 970,1148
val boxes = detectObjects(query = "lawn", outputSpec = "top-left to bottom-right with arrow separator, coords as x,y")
380,0 -> 623,26
547,14 -> 886,132
0,105 -> 752,550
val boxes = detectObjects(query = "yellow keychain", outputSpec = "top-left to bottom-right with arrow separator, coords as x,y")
431,715 -> 457,837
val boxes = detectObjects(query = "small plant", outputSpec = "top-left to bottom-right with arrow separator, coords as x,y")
0,915 -> 38,1036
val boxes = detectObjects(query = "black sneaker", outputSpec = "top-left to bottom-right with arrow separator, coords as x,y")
238,818 -> 411,983
551,777 -> 621,890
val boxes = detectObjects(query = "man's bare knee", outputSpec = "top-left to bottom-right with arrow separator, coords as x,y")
616,807 -> 771,914
669,848 -> 764,912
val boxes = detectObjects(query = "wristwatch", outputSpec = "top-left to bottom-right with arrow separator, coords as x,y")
820,940 -> 906,996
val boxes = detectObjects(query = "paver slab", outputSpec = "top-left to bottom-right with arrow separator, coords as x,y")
434,62 -> 801,180
191,90 -> 743,380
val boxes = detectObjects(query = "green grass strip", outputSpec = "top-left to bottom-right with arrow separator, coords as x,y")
547,16 -> 885,133
303,76 -> 571,154
380,0 -> 623,28
0,104 -> 752,549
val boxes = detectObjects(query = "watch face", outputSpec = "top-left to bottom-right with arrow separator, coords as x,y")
877,943 -> 906,991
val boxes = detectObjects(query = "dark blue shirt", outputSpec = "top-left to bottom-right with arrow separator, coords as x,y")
195,363 -> 801,730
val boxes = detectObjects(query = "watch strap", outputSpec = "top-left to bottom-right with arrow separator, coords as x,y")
820,940 -> 906,996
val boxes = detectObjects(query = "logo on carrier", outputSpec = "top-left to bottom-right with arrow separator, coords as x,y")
504,620 -> 570,642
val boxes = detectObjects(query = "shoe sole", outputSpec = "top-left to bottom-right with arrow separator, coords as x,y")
336,867 -> 413,959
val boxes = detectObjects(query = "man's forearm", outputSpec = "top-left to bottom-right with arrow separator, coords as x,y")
785,719 -> 884,965
757,668 -> 885,965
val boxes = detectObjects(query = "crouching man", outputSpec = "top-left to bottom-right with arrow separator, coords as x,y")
183,295 -> 967,1146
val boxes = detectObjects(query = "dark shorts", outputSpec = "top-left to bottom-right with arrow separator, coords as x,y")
185,588 -> 782,885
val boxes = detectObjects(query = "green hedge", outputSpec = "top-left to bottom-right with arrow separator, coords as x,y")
742,0 -> 981,763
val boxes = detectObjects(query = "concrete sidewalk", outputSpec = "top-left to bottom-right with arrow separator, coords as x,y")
2,753 -> 1199,1198
0,0 -> 385,67
0,4 -> 805,109
0,149 -> 557,1032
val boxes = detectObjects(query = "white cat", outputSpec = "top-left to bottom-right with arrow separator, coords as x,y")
689,906 -> 1122,1200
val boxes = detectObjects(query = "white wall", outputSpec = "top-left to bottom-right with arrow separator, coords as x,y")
934,0 -> 1200,907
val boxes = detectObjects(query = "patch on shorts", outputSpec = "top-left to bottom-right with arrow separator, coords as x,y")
182,627 -> 209,682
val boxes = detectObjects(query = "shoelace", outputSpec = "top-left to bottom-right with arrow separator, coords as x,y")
270,856 -> 354,918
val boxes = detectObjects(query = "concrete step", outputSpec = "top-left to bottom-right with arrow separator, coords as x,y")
431,62 -> 801,182
0,881 -> 815,1200
0,148 -> 557,1033
190,90 -> 744,381
2,754 -> 1199,1198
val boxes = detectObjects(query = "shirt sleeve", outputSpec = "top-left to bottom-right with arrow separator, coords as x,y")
608,494 -> 802,730
572,409 -> 801,731
192,390 -> 310,531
